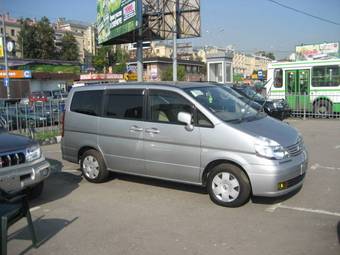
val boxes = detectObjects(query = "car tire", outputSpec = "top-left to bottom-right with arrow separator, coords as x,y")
207,163 -> 251,207
25,181 -> 44,200
80,149 -> 109,183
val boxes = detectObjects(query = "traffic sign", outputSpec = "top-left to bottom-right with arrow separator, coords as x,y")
257,70 -> 263,80
4,77 -> 9,87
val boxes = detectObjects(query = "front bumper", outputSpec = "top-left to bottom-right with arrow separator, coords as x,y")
268,108 -> 292,120
248,150 -> 308,197
0,157 -> 50,192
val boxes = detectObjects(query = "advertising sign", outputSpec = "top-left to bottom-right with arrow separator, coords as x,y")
97,0 -> 139,45
296,42 -> 339,60
0,70 -> 32,79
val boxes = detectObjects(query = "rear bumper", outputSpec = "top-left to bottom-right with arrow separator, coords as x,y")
0,157 -> 50,192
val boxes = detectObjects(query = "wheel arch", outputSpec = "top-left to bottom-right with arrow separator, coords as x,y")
312,96 -> 333,106
201,159 -> 252,192
78,146 -> 100,162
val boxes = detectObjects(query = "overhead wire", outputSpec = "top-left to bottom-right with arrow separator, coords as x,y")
266,0 -> 340,26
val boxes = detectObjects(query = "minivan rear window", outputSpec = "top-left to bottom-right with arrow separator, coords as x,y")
70,90 -> 103,116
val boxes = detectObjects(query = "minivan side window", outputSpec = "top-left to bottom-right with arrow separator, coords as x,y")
148,90 -> 194,124
104,89 -> 144,120
70,90 -> 103,116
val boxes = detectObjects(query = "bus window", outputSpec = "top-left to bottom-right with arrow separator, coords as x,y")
274,69 -> 283,88
312,65 -> 340,87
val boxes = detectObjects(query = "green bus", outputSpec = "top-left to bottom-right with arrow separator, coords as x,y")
266,59 -> 340,115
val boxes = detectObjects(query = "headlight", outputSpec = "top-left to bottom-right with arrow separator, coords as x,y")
26,145 -> 41,162
273,102 -> 283,108
254,136 -> 289,160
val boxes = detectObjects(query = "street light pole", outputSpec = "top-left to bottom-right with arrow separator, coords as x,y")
136,0 -> 143,82
172,1 -> 178,82
2,13 -> 10,98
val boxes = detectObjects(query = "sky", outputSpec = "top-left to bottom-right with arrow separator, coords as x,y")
1,0 -> 340,58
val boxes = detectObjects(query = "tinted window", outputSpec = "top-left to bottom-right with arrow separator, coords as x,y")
312,65 -> 340,87
70,90 -> 103,116
104,90 -> 144,120
149,90 -> 194,124
197,111 -> 213,128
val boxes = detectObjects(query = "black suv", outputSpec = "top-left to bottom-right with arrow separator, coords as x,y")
0,121 -> 50,197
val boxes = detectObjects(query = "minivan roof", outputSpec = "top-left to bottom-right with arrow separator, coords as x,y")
71,81 -> 216,91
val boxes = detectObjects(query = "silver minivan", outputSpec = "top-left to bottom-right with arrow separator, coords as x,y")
61,82 -> 308,207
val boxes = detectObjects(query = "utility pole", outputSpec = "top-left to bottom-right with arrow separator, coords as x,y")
2,13 -> 10,98
172,1 -> 178,82
136,0 -> 143,82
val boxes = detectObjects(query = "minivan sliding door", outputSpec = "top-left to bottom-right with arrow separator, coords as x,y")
98,89 -> 146,175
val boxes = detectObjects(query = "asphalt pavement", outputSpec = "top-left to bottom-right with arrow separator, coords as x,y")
7,119 -> 340,255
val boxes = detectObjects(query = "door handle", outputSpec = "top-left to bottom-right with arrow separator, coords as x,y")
145,128 -> 160,134
129,125 -> 143,132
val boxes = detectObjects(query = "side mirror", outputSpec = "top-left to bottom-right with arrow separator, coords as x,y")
177,112 -> 194,131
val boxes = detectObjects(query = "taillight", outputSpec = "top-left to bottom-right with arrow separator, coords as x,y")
61,112 -> 65,137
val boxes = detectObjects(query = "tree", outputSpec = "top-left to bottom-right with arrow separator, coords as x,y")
17,18 -> 39,58
111,46 -> 129,73
36,17 -> 56,59
255,50 -> 275,60
92,46 -> 110,72
161,65 -> 186,81
59,32 -> 79,61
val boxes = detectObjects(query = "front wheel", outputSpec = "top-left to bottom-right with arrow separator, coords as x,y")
207,163 -> 251,207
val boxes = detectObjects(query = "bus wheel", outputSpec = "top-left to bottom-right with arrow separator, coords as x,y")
314,100 -> 332,118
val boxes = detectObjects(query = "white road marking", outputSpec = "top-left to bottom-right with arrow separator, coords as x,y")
30,206 -> 41,212
278,204 -> 340,217
265,203 -> 282,213
310,163 -> 340,171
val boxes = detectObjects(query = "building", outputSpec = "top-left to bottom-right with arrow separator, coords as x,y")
0,13 -> 35,58
54,18 -> 96,66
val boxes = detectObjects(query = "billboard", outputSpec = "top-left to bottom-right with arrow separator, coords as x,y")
296,42 -> 339,61
97,0 -> 139,45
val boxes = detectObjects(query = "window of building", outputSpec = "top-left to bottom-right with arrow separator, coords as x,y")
274,69 -> 283,88
70,90 -> 103,116
312,65 -> 340,87
148,90 -> 194,124
104,90 -> 144,120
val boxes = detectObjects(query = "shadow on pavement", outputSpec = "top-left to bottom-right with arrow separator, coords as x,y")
337,221 -> 340,244
114,172 -> 207,195
8,216 -> 78,255
251,186 -> 302,205
30,158 -> 82,206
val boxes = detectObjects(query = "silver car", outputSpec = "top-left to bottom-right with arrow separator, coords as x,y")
61,82 -> 308,207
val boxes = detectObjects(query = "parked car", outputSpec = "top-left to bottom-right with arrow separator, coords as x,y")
61,82 -> 308,207
0,120 -> 50,198
29,91 -> 48,103
232,84 -> 291,120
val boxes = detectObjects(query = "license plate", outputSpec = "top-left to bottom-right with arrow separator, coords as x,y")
0,175 -> 21,192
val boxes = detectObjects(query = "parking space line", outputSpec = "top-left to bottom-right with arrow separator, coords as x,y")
310,163 -> 340,171
277,205 -> 340,217
30,206 -> 41,212
266,203 -> 340,217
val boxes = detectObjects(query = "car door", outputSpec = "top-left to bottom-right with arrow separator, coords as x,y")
98,89 -> 146,175
143,89 -> 201,183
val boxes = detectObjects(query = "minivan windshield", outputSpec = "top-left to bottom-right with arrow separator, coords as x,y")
184,86 -> 262,122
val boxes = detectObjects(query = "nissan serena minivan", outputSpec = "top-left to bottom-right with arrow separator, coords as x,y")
61,82 -> 308,207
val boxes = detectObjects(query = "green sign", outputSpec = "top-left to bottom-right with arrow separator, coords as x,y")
97,0 -> 139,44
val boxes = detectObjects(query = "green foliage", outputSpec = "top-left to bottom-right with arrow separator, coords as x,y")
34,130 -> 60,142
161,65 -> 186,81
18,17 -> 56,59
59,32 -> 79,61
233,73 -> 243,82
255,51 -> 276,60
18,64 -> 80,73
92,46 -> 110,72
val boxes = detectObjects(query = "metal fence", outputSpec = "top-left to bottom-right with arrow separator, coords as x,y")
269,93 -> 340,119
0,100 -> 65,136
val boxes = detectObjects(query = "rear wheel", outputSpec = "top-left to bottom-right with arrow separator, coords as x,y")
207,163 -> 251,207
314,100 -> 332,118
80,150 -> 109,183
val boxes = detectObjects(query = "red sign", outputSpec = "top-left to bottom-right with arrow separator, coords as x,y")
80,73 -> 124,80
